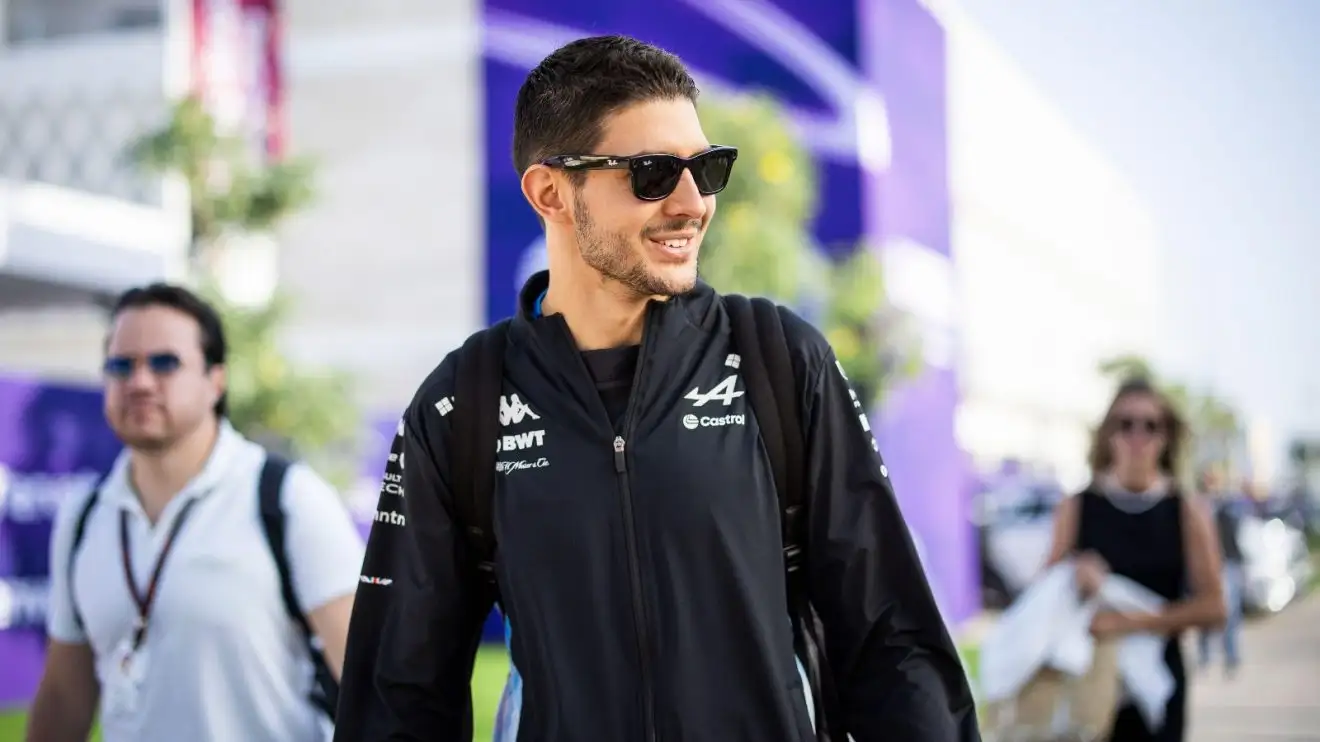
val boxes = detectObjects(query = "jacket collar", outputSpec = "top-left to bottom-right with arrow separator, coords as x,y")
512,270 -> 721,339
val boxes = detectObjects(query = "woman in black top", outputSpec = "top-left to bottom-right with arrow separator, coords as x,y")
1045,378 -> 1227,742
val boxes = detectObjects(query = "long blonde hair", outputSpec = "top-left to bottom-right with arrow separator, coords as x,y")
1087,378 -> 1190,482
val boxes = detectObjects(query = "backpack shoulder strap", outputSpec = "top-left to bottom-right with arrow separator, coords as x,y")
723,295 -> 806,575
257,452 -> 339,720
450,319 -> 512,596
725,295 -> 842,739
257,453 -> 305,633
69,482 -> 104,634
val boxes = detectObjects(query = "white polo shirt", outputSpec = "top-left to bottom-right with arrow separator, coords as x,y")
46,422 -> 365,742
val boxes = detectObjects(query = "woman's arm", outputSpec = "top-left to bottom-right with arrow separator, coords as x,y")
1045,494 -> 1081,567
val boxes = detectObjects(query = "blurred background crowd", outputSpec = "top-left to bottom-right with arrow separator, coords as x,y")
0,0 -> 1317,740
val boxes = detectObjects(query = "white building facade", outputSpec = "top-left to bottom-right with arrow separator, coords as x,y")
0,0 -> 189,382
935,1 -> 1169,490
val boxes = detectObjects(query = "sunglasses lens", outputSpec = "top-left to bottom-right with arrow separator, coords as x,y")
103,357 -> 133,378
690,150 -> 736,195
1118,417 -> 1160,435
631,156 -> 684,200
147,353 -> 182,374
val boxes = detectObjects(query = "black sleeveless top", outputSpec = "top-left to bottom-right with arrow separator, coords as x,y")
1076,489 -> 1187,603
1075,489 -> 1189,741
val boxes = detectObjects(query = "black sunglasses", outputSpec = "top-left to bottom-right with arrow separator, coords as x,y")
103,353 -> 183,379
541,145 -> 739,201
1116,416 -> 1163,435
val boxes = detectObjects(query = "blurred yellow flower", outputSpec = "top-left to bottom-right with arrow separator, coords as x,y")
758,150 -> 793,185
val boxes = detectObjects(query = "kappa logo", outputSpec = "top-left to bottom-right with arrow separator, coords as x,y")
684,375 -> 744,407
499,394 -> 540,426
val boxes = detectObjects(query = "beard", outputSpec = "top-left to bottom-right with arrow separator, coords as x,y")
110,403 -> 203,454
573,190 -> 698,298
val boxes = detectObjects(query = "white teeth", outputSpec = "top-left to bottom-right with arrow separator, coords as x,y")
662,239 -> 689,248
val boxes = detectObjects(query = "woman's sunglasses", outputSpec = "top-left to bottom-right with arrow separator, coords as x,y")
541,145 -> 739,201
103,352 -> 183,379
1116,416 -> 1163,436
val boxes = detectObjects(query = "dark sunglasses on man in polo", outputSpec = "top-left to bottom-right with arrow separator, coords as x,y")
103,353 -> 183,379
541,145 -> 739,202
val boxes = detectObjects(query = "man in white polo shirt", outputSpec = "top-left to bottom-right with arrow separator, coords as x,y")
25,283 -> 365,742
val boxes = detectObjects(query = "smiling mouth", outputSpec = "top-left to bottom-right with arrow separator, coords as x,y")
648,235 -> 697,253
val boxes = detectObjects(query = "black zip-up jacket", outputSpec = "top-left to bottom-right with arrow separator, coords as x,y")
335,272 -> 979,742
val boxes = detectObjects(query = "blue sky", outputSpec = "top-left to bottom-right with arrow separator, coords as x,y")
954,0 -> 1320,444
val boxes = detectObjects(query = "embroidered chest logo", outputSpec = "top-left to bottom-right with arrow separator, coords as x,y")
684,375 -> 744,407
499,394 -> 541,426
682,374 -> 746,429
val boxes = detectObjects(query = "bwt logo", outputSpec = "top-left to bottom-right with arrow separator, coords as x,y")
682,414 -> 746,430
499,394 -> 540,426
498,430 -> 545,452
374,510 -> 406,526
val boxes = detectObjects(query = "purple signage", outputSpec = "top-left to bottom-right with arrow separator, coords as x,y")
0,376 -> 121,710
481,0 -> 976,625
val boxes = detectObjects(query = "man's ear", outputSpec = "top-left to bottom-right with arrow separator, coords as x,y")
521,165 -> 572,225
208,364 -> 227,409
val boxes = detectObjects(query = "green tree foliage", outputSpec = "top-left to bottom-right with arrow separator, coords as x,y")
129,98 -> 359,485
128,97 -> 316,268
696,92 -> 919,406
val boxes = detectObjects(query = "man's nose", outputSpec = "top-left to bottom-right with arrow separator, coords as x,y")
661,169 -> 709,220
124,361 -> 159,390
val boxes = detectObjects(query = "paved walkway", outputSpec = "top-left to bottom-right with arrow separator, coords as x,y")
1186,592 -> 1320,741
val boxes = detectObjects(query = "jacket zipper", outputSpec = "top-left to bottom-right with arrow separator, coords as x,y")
615,306 -> 658,742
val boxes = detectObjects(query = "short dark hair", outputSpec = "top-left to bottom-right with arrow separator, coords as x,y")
109,283 -> 229,417
512,35 -> 700,177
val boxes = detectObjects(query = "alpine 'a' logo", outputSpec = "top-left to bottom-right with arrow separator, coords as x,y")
684,375 -> 744,407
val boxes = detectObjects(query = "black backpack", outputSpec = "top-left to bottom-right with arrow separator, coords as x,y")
68,453 -> 339,722
449,295 -> 844,741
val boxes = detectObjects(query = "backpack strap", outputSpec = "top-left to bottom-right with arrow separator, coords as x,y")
68,481 -> 104,635
723,295 -> 806,578
724,294 -> 840,742
257,453 -> 339,720
450,320 -> 512,599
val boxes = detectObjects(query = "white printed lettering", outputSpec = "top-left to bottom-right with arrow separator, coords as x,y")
497,429 -> 546,452
374,510 -> 406,526
496,457 -> 550,474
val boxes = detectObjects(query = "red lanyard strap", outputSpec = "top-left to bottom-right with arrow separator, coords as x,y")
119,497 -> 201,651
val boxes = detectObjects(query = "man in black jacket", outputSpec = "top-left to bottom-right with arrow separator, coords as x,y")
335,34 -> 978,742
